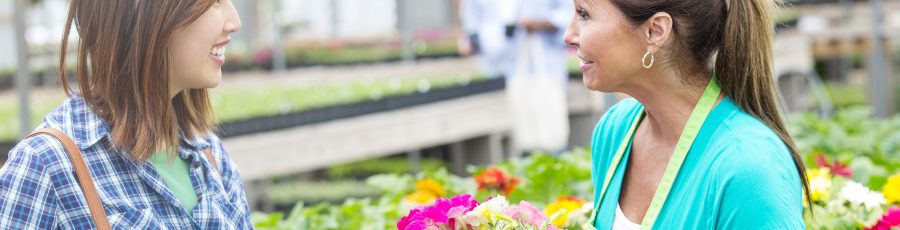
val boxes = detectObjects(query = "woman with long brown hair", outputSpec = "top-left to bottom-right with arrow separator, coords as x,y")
0,0 -> 249,228
565,0 -> 808,229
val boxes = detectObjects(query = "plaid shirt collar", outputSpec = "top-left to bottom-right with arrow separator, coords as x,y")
44,96 -> 212,156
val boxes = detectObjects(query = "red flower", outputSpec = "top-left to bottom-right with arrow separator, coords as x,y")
815,154 -> 852,178
474,167 -> 522,196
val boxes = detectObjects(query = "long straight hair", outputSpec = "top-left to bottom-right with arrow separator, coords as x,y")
59,0 -> 218,161
609,0 -> 812,208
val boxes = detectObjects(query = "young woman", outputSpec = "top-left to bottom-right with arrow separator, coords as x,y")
564,0 -> 809,229
0,0 -> 250,228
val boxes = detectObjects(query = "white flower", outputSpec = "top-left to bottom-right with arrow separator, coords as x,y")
462,211 -> 487,227
862,191 -> 886,210
826,199 -> 848,214
836,181 -> 886,211
462,195 -> 510,226
838,181 -> 870,205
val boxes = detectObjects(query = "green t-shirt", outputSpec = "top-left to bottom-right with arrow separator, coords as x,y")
149,152 -> 198,213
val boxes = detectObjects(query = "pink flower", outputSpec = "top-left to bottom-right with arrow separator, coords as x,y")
504,201 -> 555,228
397,194 -> 480,230
450,194 -> 480,211
866,207 -> 900,230
398,208 -> 426,230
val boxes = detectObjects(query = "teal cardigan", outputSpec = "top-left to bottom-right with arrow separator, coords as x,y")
590,98 -> 805,229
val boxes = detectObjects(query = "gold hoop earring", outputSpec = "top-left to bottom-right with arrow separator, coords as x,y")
642,47 -> 654,69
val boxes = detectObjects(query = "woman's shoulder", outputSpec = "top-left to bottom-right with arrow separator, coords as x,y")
6,133 -> 72,169
710,136 -> 805,228
706,105 -> 795,168
7,96 -> 98,172
706,120 -> 802,194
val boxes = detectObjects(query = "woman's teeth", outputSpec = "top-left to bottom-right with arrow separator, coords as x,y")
210,46 -> 226,57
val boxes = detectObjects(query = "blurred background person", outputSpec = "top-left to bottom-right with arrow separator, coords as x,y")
459,0 -> 515,78
501,0 -> 574,154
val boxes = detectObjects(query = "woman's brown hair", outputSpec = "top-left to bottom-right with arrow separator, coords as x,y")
59,0 -> 219,161
609,0 -> 812,208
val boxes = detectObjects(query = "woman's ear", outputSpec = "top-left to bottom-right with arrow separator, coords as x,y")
643,12 -> 674,53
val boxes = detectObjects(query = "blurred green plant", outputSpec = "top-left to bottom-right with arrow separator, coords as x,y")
0,74 -> 485,142
824,83 -> 868,110
789,107 -> 900,189
242,40 -> 459,71
327,157 -> 445,180
210,74 -> 485,122
267,180 -> 383,205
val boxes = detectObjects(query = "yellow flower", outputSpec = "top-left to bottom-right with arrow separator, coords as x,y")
403,178 -> 446,204
883,174 -> 900,205
806,168 -> 832,202
415,178 -> 446,198
545,197 -> 586,228
404,190 -> 439,204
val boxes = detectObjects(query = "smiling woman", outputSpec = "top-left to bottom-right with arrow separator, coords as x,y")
565,0 -> 809,229
0,0 -> 251,229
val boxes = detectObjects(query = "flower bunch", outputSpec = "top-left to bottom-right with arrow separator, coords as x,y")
398,194 -> 558,230
474,167 -> 522,196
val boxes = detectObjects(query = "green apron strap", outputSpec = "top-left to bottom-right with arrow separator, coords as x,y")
584,78 -> 721,230
640,79 -> 721,229
582,110 -> 645,229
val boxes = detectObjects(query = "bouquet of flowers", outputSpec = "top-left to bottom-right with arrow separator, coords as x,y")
398,194 -> 569,230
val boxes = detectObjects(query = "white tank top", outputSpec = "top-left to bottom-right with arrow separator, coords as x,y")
613,203 -> 641,230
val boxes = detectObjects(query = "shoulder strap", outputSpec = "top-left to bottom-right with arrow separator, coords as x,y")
27,128 -> 111,230
203,148 -> 218,173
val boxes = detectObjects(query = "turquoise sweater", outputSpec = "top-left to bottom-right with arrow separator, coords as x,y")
590,98 -> 805,229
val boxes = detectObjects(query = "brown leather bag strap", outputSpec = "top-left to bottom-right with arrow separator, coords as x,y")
203,148 -> 218,173
27,128 -> 111,230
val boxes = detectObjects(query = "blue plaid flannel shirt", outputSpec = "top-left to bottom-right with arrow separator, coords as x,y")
0,97 -> 253,229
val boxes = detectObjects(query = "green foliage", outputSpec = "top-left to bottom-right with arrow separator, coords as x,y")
0,95 -> 67,142
327,157 -> 446,179
473,149 -> 593,206
210,75 -> 485,122
260,41 -> 459,69
789,107 -> 900,189
267,180 -> 382,205
0,74 -> 485,142
252,197 -> 400,230
823,83 -> 868,110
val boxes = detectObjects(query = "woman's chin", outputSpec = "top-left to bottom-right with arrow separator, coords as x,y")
200,73 -> 222,89
582,77 -> 607,92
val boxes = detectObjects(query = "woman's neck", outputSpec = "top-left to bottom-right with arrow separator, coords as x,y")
623,70 -> 715,144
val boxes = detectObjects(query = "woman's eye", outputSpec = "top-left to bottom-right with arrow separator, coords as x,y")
576,8 -> 589,21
